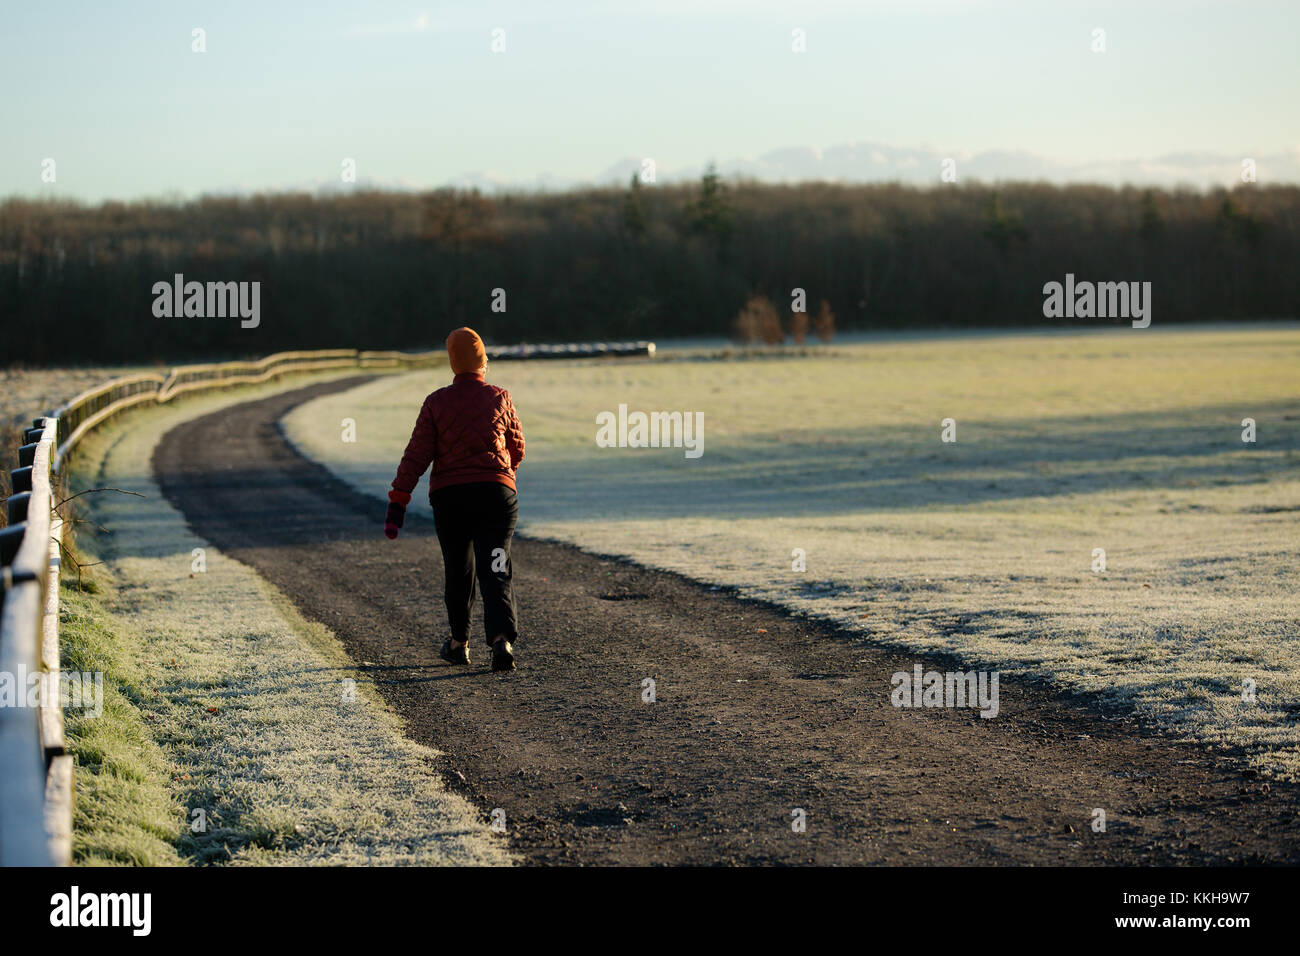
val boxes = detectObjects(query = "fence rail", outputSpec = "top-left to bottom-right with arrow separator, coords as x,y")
0,418 -> 59,865
0,338 -> 654,865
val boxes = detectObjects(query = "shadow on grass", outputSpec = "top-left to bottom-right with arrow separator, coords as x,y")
90,392 -> 1294,567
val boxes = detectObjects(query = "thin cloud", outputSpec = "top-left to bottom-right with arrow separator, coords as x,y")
346,13 -> 433,36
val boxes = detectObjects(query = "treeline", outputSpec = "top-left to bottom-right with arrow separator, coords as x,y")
0,177 -> 1295,364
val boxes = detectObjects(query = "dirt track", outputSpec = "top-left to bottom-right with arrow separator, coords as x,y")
151,377 -> 1300,865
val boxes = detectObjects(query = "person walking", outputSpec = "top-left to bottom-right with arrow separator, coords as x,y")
384,327 -> 525,672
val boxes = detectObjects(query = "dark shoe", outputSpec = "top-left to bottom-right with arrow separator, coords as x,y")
491,639 -> 516,672
441,639 -> 470,665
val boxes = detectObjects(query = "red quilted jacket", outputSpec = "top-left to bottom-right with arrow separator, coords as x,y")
388,371 -> 525,505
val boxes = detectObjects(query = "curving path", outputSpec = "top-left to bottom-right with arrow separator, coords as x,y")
150,377 -> 1300,865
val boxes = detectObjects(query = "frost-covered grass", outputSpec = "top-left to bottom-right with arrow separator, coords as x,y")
0,364 -> 152,525
283,324 -> 1300,778
0,364 -> 153,428
61,579 -> 187,866
67,377 -> 512,865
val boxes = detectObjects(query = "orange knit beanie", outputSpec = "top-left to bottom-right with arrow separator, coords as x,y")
446,327 -> 486,374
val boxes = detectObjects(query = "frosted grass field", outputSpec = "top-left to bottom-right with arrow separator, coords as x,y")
283,325 -> 1300,777
0,365 -> 151,428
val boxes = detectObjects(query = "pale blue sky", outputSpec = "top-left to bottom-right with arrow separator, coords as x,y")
3,0 -> 1297,201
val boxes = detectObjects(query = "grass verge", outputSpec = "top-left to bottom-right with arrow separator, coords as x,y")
57,375 -> 510,866
59,566 -> 185,866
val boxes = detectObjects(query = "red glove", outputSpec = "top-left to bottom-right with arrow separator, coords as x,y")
384,501 -> 405,539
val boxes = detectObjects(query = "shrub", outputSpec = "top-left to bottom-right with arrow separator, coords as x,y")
813,300 -> 835,343
733,294 -> 784,345
788,309 -> 810,344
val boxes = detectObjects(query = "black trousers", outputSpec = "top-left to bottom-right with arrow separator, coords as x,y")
431,481 -> 519,646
